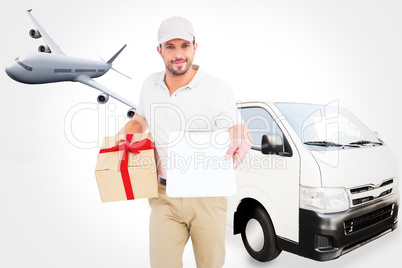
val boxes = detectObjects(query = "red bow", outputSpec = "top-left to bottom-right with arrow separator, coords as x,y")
99,134 -> 154,200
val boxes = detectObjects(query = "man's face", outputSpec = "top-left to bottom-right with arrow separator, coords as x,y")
157,39 -> 197,76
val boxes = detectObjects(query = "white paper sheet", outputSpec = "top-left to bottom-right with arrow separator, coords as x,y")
166,130 -> 237,197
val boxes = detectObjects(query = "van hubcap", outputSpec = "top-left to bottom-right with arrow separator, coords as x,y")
245,219 -> 264,252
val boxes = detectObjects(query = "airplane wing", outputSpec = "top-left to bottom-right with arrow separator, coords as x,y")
27,9 -> 65,55
75,75 -> 137,109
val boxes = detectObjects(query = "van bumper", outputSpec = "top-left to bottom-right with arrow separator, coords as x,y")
297,192 -> 399,261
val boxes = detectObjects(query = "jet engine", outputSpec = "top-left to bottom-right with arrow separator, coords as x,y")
127,108 -> 136,119
29,29 -> 41,38
38,45 -> 51,53
97,93 -> 109,104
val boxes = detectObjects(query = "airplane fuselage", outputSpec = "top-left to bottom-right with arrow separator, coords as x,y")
5,52 -> 111,84
6,9 -> 136,118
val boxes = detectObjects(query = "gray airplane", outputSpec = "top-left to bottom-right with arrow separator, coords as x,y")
5,9 -> 136,118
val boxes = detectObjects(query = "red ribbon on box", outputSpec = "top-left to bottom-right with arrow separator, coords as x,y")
98,134 -> 154,200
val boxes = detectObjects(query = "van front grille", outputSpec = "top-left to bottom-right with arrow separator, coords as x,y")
344,204 -> 394,235
350,178 -> 394,206
352,189 -> 393,205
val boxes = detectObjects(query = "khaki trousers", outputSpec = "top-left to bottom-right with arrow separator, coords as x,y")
149,183 -> 227,268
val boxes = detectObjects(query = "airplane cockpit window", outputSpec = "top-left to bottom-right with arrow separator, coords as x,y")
15,57 -> 33,71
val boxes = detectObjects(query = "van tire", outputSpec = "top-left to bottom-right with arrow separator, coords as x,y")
240,205 -> 281,262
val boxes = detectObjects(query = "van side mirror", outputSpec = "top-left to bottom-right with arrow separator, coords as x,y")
261,134 -> 284,155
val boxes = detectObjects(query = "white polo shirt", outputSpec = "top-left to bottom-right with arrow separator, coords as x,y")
136,65 -> 243,178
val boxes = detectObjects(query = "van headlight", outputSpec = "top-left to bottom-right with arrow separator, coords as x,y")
300,187 -> 350,213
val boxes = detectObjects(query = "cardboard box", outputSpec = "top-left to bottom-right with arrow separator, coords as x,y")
95,133 -> 158,202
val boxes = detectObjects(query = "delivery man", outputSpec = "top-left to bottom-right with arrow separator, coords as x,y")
117,16 -> 251,268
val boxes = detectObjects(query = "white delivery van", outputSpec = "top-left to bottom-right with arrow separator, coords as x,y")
228,101 -> 399,262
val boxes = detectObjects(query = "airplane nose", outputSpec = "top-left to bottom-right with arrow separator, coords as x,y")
5,61 -> 21,81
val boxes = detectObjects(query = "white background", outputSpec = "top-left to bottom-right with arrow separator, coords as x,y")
1,0 -> 401,267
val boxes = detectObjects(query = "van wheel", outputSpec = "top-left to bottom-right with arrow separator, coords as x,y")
240,205 -> 281,262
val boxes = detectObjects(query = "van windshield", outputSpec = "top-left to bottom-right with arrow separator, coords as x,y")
274,102 -> 382,147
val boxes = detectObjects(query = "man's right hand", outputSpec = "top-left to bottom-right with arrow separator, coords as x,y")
116,114 -> 148,145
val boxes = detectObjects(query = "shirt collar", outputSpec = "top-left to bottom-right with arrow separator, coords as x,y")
187,65 -> 205,89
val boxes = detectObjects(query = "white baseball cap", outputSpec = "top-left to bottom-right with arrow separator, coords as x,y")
157,16 -> 195,44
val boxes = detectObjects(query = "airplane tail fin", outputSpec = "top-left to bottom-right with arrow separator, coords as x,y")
102,44 -> 132,79
107,44 -> 127,64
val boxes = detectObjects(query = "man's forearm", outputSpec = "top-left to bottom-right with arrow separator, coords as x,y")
227,123 -> 252,146
117,119 -> 145,135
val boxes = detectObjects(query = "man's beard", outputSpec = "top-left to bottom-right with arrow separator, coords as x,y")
166,58 -> 193,76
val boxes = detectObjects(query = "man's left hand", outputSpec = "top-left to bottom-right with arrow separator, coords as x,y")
225,124 -> 252,169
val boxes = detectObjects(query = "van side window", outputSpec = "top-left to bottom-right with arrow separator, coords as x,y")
239,107 -> 284,150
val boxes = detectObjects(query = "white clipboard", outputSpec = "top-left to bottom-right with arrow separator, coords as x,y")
166,130 -> 237,198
